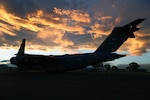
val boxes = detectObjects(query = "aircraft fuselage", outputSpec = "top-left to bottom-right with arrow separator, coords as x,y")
10,52 -> 124,72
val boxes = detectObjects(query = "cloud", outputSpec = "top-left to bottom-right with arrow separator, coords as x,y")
0,5 -> 42,34
0,0 -> 150,56
121,38 -> 147,56
53,8 -> 91,23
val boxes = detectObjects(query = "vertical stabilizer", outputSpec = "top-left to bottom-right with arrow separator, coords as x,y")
17,39 -> 25,56
95,18 -> 145,53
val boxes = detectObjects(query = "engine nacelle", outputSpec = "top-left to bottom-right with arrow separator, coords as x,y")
10,57 -> 17,65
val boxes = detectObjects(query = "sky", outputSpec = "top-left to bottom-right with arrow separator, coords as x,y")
0,0 -> 150,65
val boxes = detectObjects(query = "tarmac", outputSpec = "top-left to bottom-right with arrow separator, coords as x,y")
0,70 -> 150,100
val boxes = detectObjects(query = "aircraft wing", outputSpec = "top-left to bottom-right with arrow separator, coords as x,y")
95,18 -> 145,53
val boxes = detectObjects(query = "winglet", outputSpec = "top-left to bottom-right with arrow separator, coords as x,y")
16,39 -> 25,56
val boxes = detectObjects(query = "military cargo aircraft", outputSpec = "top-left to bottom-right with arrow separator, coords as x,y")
10,18 -> 145,72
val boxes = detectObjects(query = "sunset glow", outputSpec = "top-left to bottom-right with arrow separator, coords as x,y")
0,0 -> 150,65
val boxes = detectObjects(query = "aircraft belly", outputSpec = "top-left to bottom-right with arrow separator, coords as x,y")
60,54 -> 102,70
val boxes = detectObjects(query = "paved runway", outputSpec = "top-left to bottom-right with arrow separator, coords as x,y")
0,71 -> 150,100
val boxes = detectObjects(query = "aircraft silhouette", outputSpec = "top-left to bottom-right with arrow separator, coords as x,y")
10,18 -> 145,72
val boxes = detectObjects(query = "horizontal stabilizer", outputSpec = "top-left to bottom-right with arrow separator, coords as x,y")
95,18 -> 145,53
122,18 -> 146,29
120,18 -> 146,38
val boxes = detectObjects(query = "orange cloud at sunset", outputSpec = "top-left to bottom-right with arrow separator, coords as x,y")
27,9 -> 86,34
53,8 -> 91,23
0,5 -> 42,34
0,25 -> 16,36
37,28 -> 74,47
0,0 -> 149,59
119,35 -> 147,56
129,39 -> 146,56
87,22 -> 110,39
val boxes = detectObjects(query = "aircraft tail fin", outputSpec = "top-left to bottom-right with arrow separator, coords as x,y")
95,18 -> 145,53
16,39 -> 25,56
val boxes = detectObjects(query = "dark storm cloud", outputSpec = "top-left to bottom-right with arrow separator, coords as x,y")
0,0 -> 37,17
0,0 -> 149,19
0,0 -> 90,16
0,0 -> 150,55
